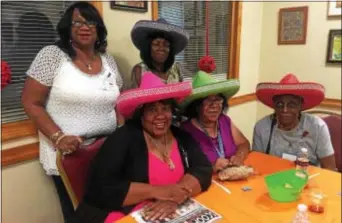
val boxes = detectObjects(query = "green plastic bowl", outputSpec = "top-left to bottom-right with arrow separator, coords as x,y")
264,169 -> 308,202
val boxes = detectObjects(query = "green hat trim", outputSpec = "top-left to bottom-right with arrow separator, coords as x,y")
179,71 -> 240,109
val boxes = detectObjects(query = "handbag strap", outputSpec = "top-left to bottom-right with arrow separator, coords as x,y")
265,116 -> 277,154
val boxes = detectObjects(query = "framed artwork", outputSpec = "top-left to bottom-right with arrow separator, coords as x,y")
326,29 -> 342,63
278,6 -> 308,45
110,1 -> 147,12
328,0 -> 342,17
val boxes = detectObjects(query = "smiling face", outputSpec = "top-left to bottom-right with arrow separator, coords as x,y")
150,37 -> 170,64
273,94 -> 302,127
70,9 -> 97,48
199,95 -> 224,123
141,100 -> 173,137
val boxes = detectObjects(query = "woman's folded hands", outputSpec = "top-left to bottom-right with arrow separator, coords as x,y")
142,184 -> 192,221
152,184 -> 191,204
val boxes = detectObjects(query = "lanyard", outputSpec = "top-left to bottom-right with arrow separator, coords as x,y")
197,120 -> 225,158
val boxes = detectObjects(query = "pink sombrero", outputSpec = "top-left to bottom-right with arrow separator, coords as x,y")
256,74 -> 325,111
117,72 -> 192,118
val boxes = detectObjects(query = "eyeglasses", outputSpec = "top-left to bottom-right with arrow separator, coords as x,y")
203,97 -> 224,106
72,20 -> 97,29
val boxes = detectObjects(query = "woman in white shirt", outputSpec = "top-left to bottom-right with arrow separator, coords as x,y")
21,2 -> 123,221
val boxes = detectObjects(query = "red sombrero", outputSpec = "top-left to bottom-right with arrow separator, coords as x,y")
256,74 -> 325,111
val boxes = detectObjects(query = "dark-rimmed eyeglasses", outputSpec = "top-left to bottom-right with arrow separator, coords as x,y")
203,97 -> 224,106
72,20 -> 97,29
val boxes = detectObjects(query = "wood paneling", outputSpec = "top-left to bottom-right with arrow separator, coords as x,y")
1,120 -> 37,142
90,1 -> 103,17
1,142 -> 39,167
228,2 -> 242,79
152,1 -> 158,20
319,98 -> 341,109
229,93 -> 257,106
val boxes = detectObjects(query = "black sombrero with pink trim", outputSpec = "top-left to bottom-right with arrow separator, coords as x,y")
256,74 -> 325,111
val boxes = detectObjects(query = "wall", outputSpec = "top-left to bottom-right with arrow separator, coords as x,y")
1,3 -> 153,223
228,2 -> 263,142
103,2 -> 152,87
257,1 -> 342,120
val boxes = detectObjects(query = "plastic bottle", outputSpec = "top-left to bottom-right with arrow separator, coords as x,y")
296,148 -> 310,173
292,204 -> 310,223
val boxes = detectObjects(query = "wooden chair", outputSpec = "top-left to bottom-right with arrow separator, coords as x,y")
56,137 -> 106,209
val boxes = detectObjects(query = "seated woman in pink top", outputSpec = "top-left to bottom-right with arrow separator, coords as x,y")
180,69 -> 250,173
72,72 -> 212,223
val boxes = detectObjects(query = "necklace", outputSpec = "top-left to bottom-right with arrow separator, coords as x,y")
79,55 -> 96,71
145,132 -> 175,170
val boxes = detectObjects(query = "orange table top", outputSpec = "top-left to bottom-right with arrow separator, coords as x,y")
118,152 -> 341,223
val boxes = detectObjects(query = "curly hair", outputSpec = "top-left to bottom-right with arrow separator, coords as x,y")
139,32 -> 175,73
56,1 -> 107,58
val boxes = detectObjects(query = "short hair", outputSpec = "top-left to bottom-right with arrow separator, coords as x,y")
56,1 -> 107,58
183,94 -> 229,119
139,32 -> 175,73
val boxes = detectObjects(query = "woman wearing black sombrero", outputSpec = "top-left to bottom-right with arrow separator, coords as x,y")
129,18 -> 189,89
252,74 -> 336,171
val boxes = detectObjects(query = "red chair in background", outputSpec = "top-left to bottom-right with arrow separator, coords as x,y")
307,110 -> 341,172
322,115 -> 342,172
56,137 -> 106,209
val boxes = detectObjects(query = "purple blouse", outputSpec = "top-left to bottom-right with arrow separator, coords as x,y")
181,114 -> 237,164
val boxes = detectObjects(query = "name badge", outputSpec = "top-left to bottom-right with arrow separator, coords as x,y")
282,153 -> 297,161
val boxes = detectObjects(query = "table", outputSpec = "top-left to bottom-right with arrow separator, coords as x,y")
118,152 -> 341,223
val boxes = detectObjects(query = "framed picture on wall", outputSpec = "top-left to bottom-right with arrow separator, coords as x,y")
328,0 -> 342,17
110,1 -> 147,12
278,6 -> 308,45
326,29 -> 342,63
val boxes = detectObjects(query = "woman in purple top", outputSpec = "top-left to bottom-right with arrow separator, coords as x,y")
180,70 -> 250,172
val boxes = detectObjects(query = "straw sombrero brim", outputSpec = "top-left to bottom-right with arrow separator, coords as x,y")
131,20 -> 189,54
179,79 -> 240,109
256,82 -> 325,110
117,82 -> 192,118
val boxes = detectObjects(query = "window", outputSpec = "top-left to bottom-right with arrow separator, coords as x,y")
1,1 -> 75,124
155,1 -> 241,81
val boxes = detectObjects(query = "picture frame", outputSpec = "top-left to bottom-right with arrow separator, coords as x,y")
327,0 -> 342,17
278,6 -> 308,45
110,1 -> 147,13
326,29 -> 342,63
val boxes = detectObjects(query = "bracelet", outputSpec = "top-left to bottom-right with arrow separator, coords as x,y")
55,134 -> 67,146
50,131 -> 63,143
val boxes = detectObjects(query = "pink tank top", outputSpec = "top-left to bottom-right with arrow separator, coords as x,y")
148,140 -> 184,185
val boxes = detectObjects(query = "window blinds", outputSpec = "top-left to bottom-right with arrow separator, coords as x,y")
158,1 -> 232,81
1,1 -> 75,123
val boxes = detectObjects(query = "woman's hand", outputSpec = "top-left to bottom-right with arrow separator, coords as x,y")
152,185 -> 190,204
214,158 -> 230,172
142,200 -> 178,222
228,154 -> 245,166
56,135 -> 83,155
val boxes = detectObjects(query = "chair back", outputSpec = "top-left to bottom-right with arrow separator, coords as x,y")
322,115 -> 342,172
56,137 -> 106,209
